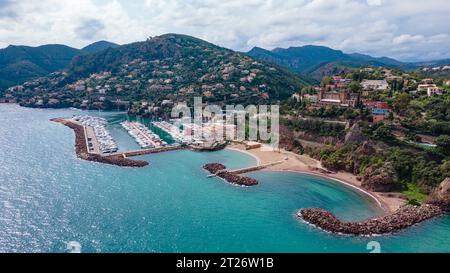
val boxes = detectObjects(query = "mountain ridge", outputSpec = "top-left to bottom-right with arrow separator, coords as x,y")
0,41 -> 119,91
81,40 -> 120,53
246,45 -> 450,81
3,34 -> 307,109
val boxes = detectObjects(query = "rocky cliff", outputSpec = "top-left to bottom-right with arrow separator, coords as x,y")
362,161 -> 400,192
427,178 -> 450,212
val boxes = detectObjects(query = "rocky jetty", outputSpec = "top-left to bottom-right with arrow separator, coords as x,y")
362,161 -> 400,192
52,118 -> 149,167
203,163 -> 227,173
217,172 -> 259,186
203,163 -> 258,186
427,178 -> 450,212
299,204 -> 442,236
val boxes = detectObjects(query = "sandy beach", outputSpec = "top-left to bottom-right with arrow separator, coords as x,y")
227,143 -> 406,213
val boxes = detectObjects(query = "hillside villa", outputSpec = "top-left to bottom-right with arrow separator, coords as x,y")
317,88 -> 360,107
361,79 -> 389,90
363,101 -> 390,122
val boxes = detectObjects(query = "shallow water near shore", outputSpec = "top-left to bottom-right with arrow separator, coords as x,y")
0,104 -> 449,253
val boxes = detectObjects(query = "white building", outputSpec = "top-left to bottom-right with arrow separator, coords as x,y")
361,80 -> 389,90
427,86 -> 444,97
418,84 -> 437,92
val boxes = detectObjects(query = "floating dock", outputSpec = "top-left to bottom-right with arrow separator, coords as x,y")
121,121 -> 167,149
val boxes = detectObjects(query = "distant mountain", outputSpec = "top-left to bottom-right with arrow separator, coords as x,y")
3,34 -> 307,109
414,58 -> 450,67
246,45 -> 450,81
248,45 -> 352,74
0,41 -> 121,91
0,44 -> 82,90
81,41 -> 119,53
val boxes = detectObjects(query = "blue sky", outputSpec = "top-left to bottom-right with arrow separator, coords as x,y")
1,0 -> 450,61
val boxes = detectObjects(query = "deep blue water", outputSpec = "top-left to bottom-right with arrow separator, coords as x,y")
0,104 -> 449,253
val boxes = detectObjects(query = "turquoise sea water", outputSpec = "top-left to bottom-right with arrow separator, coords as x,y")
0,104 -> 449,253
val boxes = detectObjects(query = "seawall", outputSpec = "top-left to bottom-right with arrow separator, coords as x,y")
299,204 -> 443,236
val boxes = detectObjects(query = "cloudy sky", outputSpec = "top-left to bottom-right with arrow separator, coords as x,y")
1,0 -> 450,61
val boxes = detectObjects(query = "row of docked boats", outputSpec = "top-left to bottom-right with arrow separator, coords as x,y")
73,115 -> 119,154
121,121 -> 167,149
152,121 -> 191,144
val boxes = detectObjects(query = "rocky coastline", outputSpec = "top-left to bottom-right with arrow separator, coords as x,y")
299,204 -> 443,236
52,118 -> 149,168
203,163 -> 259,186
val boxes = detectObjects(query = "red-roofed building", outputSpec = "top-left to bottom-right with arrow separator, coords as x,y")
364,101 -> 390,122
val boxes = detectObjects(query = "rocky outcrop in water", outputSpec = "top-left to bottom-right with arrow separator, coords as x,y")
299,204 -> 442,236
203,163 -> 226,173
362,162 -> 400,192
203,163 -> 258,186
427,178 -> 450,212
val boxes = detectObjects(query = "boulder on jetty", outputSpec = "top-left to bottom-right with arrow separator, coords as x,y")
218,171 -> 258,186
299,204 -> 442,236
203,163 -> 226,174
203,163 -> 258,186
362,162 -> 400,192
427,178 -> 450,212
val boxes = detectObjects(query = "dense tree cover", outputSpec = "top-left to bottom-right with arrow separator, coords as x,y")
348,81 -> 362,93
0,44 -> 84,91
436,135 -> 450,156
393,93 -> 411,115
282,117 -> 346,138
400,93 -> 450,135
281,99 -> 360,120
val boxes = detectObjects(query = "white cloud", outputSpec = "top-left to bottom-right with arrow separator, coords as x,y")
393,34 -> 424,45
367,0 -> 383,6
0,0 -> 449,61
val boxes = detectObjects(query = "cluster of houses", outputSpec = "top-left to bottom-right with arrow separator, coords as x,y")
416,78 -> 444,96
292,68 -> 450,123
421,66 -> 450,72
292,74 -> 393,122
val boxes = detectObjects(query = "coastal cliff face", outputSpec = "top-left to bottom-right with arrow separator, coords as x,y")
362,162 -> 400,192
427,178 -> 450,212
299,204 -> 442,236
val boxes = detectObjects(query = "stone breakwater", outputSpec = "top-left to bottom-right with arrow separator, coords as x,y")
204,163 -> 258,186
299,204 -> 443,236
52,118 -> 149,168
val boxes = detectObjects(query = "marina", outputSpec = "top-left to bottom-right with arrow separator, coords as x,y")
121,121 -> 167,149
73,115 -> 118,154
152,121 -> 191,144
